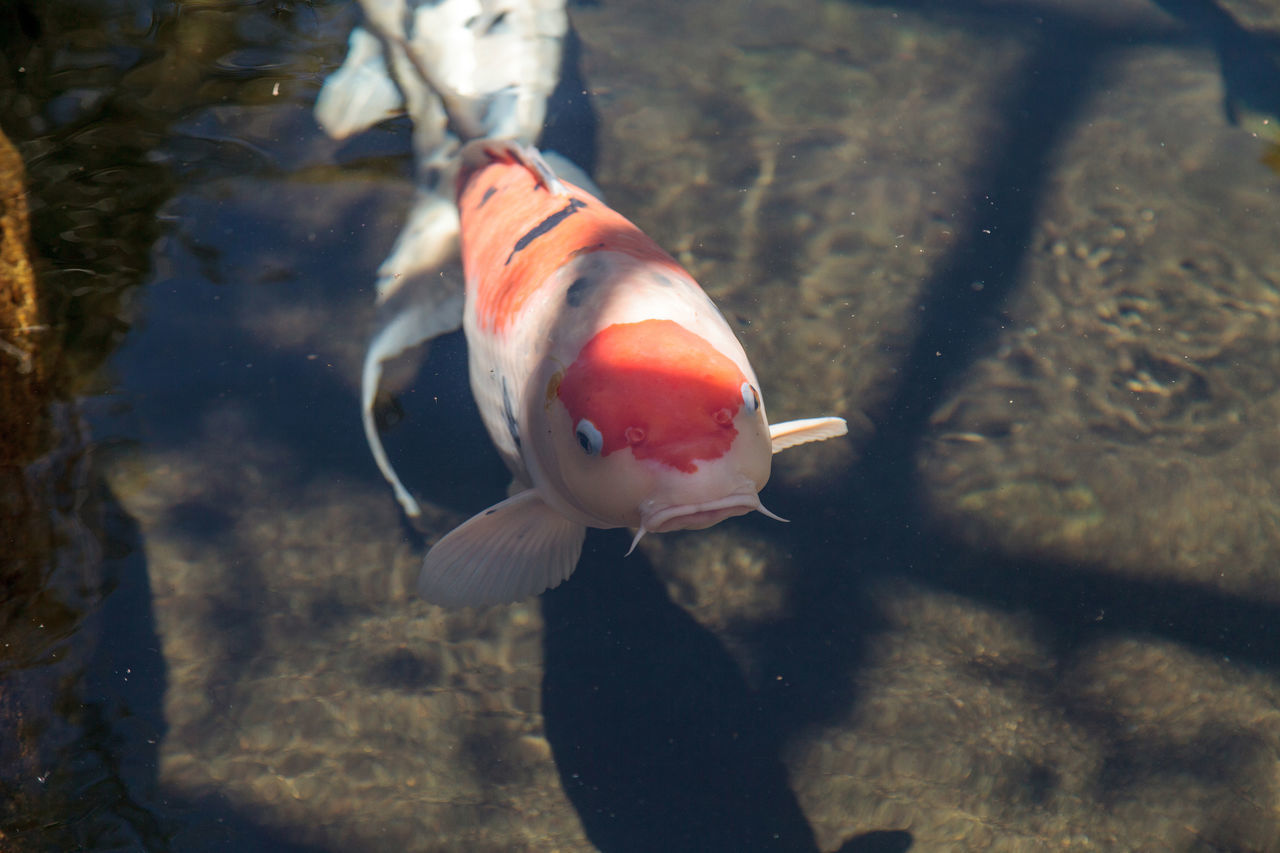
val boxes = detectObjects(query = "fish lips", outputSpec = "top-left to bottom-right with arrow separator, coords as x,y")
641,492 -> 782,535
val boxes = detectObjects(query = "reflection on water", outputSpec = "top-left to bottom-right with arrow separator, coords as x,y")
3,0 -> 1280,849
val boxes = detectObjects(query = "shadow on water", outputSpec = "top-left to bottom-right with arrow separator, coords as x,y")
773,0 -> 1280,819
540,535 -> 910,853
1146,0 -> 1280,127
0,433 -> 168,851
542,25 -> 600,178
829,0 -> 1280,679
541,534 -> 819,852
541,0 -> 1280,849
1,445 -> 335,852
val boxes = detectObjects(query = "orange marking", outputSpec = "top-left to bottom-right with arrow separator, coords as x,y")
556,320 -> 745,473
457,157 -> 687,334
545,370 -> 563,408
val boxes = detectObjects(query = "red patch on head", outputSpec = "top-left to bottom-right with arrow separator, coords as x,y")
556,320 -> 746,472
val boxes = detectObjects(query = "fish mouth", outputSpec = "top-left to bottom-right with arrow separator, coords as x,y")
645,496 -> 761,533
626,494 -> 788,555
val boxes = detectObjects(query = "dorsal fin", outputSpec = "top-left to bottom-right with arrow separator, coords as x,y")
459,139 -> 570,196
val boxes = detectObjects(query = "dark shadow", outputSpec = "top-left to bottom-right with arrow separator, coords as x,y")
161,791 -> 336,853
860,20 -> 1111,444
540,531 -> 826,853
1146,0 -> 1280,125
837,830 -> 915,853
77,472 -> 347,853
721,4 -> 1120,740
815,0 -> 1280,686
76,478 -> 170,850
541,23 -> 600,176
0,449 -> 345,852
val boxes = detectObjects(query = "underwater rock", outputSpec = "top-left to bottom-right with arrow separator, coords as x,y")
0,124 -> 50,466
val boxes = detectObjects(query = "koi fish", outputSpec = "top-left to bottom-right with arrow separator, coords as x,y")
315,0 -> 572,529
317,0 -> 848,606
411,141 -> 847,606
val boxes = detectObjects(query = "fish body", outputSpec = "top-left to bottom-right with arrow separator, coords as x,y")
316,1 -> 849,607
414,142 -> 847,606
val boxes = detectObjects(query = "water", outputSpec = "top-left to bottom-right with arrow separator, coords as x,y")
3,0 -> 1280,850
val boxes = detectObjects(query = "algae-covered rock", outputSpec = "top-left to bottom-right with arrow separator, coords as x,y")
0,124 -> 50,466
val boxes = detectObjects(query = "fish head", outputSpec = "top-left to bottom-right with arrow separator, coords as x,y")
535,318 -> 775,536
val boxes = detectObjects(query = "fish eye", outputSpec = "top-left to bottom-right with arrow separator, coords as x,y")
740,381 -> 760,414
575,418 -> 603,456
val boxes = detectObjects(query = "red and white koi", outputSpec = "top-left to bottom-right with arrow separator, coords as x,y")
317,1 -> 846,606
413,141 -> 847,606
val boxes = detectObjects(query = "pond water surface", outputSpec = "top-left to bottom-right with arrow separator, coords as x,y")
4,0 -> 1280,850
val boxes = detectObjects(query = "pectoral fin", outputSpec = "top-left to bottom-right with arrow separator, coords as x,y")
769,416 -> 849,454
418,489 -> 586,607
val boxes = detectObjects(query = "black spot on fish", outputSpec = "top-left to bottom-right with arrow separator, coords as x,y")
566,276 -> 595,307
505,198 -> 588,265
422,165 -> 445,192
569,242 -> 607,258
502,377 -> 521,451
478,185 -> 498,208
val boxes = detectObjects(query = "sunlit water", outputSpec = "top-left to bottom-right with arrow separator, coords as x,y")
3,0 -> 1280,850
